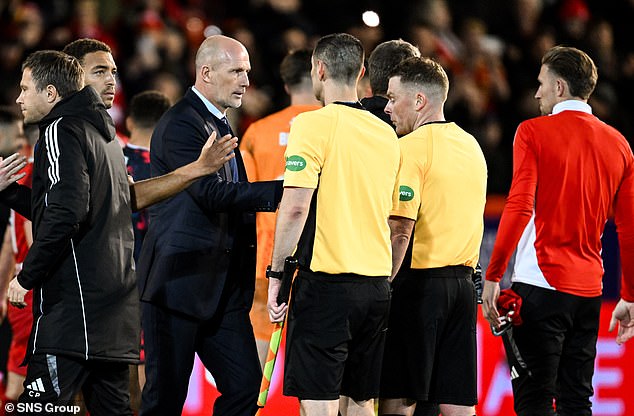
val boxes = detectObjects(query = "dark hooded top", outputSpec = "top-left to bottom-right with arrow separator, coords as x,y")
2,86 -> 139,363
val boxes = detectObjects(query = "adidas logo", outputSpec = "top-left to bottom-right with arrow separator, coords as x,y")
510,366 -> 520,380
27,377 -> 46,393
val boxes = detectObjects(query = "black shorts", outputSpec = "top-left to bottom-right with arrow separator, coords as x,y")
380,266 -> 477,405
283,269 -> 391,401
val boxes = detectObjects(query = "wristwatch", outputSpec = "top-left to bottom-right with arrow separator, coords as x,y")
265,265 -> 283,280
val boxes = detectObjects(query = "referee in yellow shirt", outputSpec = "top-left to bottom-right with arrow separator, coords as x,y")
378,57 -> 487,416
267,33 -> 400,416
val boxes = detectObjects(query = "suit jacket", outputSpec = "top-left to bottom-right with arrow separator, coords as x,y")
137,88 -> 283,320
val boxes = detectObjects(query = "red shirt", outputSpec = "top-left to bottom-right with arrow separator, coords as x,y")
487,101 -> 634,300
11,161 -> 33,266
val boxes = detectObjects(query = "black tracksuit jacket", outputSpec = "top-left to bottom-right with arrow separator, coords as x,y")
3,87 -> 139,363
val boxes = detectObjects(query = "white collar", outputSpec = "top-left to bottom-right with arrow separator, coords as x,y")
551,100 -> 592,115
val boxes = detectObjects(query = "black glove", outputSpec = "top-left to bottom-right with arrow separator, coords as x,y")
472,263 -> 483,304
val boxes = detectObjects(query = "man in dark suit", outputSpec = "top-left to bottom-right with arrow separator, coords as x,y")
137,35 -> 283,416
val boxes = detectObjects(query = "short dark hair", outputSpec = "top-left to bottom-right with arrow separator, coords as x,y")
368,40 -> 420,95
63,38 -> 112,64
389,57 -> 449,103
280,49 -> 313,91
542,46 -> 597,100
313,33 -> 364,84
22,50 -> 84,98
128,91 -> 171,129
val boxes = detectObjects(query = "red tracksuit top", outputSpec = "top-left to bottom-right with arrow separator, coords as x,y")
487,101 -> 634,301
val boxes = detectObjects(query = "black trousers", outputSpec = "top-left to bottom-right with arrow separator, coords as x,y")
413,401 -> 439,415
19,353 -> 132,415
140,285 -> 261,416
503,283 -> 601,416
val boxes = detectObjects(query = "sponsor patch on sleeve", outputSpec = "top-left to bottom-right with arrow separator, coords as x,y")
399,185 -> 415,201
285,155 -> 306,171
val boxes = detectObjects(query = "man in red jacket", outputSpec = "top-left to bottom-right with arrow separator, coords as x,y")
482,46 -> 634,416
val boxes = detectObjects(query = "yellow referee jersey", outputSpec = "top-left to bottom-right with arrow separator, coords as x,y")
283,102 -> 400,276
392,121 -> 487,269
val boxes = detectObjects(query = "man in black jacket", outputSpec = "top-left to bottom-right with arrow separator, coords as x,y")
137,35 -> 283,416
3,50 -> 236,414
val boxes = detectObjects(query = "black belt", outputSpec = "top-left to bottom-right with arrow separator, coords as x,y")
413,265 -> 473,279
298,267 -> 388,283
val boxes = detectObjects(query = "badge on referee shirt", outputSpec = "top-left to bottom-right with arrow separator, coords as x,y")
399,185 -> 415,201
286,155 -> 306,171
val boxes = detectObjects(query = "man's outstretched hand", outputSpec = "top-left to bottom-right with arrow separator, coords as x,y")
191,131 -> 238,176
0,153 -> 27,192
129,131 -> 238,212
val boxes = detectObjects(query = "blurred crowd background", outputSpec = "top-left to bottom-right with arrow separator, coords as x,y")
1,0 -> 633,195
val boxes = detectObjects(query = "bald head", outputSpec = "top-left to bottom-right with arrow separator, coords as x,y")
194,35 -> 251,113
195,35 -> 249,72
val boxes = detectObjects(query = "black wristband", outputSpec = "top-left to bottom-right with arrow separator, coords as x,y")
265,265 -> 283,280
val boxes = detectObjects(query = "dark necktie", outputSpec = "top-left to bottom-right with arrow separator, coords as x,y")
216,116 -> 239,182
